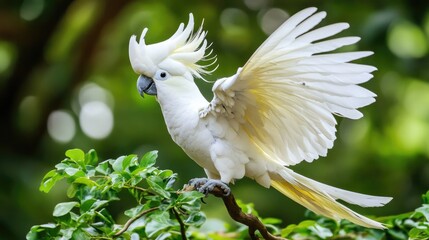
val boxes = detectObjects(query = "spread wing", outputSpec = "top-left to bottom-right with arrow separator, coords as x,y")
203,7 -> 376,166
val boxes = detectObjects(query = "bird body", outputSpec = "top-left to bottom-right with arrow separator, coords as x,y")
129,7 -> 392,229
156,78 -> 215,172
156,74 -> 253,182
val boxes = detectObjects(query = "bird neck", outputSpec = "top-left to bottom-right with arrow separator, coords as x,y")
156,78 -> 208,121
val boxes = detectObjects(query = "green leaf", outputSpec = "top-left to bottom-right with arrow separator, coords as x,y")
422,191 -> 429,204
262,217 -> 282,225
309,224 -> 333,239
85,149 -> 98,166
95,160 -> 110,175
71,228 -> 88,239
388,228 -> 408,239
26,230 -> 37,240
26,223 -> 58,240
147,177 -> 170,199
73,177 -> 97,187
64,168 -> 85,177
122,154 -> 137,172
77,211 -> 97,226
165,174 -> 177,189
39,170 -> 63,193
110,173 -> 125,190
60,227 -> 74,239
415,205 -> 429,221
154,232 -> 172,240
112,156 -> 125,172
66,184 -> 78,198
55,162 -> 70,171
175,191 -> 204,213
140,150 -> 158,168
297,220 -> 317,228
409,226 -> 429,239
125,205 -> 145,218
158,169 -> 173,179
126,217 -> 147,233
145,211 -> 176,237
65,149 -> 85,163
80,198 -> 97,212
184,211 -> 206,226
130,173 -> 144,186
53,202 -> 79,217
176,191 -> 204,204
39,223 -> 57,229
96,208 -> 115,225
91,200 -> 109,211
281,224 -> 297,237
237,200 -> 258,217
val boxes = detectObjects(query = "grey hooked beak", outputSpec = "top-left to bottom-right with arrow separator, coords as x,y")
137,75 -> 157,96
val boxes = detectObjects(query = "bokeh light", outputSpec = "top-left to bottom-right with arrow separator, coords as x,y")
259,8 -> 289,35
79,101 -> 114,140
76,82 -> 115,139
387,20 -> 428,58
0,42 -> 14,75
78,82 -> 114,108
244,0 -> 268,11
220,8 -> 249,30
47,110 -> 76,143
18,96 -> 41,134
20,0 -> 44,21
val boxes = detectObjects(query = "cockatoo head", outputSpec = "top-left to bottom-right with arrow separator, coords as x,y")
129,14 -> 211,96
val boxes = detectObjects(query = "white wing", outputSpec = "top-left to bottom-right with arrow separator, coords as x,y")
204,7 -> 376,166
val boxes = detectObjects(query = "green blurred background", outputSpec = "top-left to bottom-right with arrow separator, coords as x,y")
1,0 -> 429,239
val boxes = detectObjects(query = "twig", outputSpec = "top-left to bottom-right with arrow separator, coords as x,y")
124,184 -> 155,195
114,206 -> 159,237
172,207 -> 187,240
185,184 -> 285,240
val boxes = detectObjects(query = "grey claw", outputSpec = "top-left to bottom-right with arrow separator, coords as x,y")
189,178 -> 230,196
188,178 -> 208,189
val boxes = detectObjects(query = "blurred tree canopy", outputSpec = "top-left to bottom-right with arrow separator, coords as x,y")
0,0 -> 429,239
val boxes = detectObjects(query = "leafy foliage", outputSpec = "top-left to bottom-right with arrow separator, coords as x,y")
199,194 -> 429,240
27,149 -> 205,239
27,149 -> 429,240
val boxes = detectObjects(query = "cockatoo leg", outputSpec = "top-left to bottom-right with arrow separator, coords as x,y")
188,178 -> 231,196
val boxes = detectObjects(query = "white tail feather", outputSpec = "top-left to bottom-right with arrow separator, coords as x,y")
300,175 -> 392,207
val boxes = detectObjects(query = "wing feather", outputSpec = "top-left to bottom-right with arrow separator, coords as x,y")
205,7 -> 376,165
296,22 -> 350,43
259,7 -> 318,52
281,11 -> 327,44
297,51 -> 373,64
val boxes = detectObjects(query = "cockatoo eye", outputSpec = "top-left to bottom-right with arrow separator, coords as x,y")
154,70 -> 169,81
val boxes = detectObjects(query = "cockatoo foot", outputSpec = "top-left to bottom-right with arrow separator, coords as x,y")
188,178 -> 231,196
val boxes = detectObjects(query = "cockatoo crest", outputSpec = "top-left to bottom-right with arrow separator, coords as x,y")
129,14 -> 211,81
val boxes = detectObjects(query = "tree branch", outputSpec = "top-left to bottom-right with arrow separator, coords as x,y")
113,206 -> 159,237
184,184 -> 285,240
172,207 -> 187,240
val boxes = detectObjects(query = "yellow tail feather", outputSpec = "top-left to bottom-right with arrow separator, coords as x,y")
271,170 -> 388,229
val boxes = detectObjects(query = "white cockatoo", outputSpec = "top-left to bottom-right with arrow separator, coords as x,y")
129,7 -> 392,229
